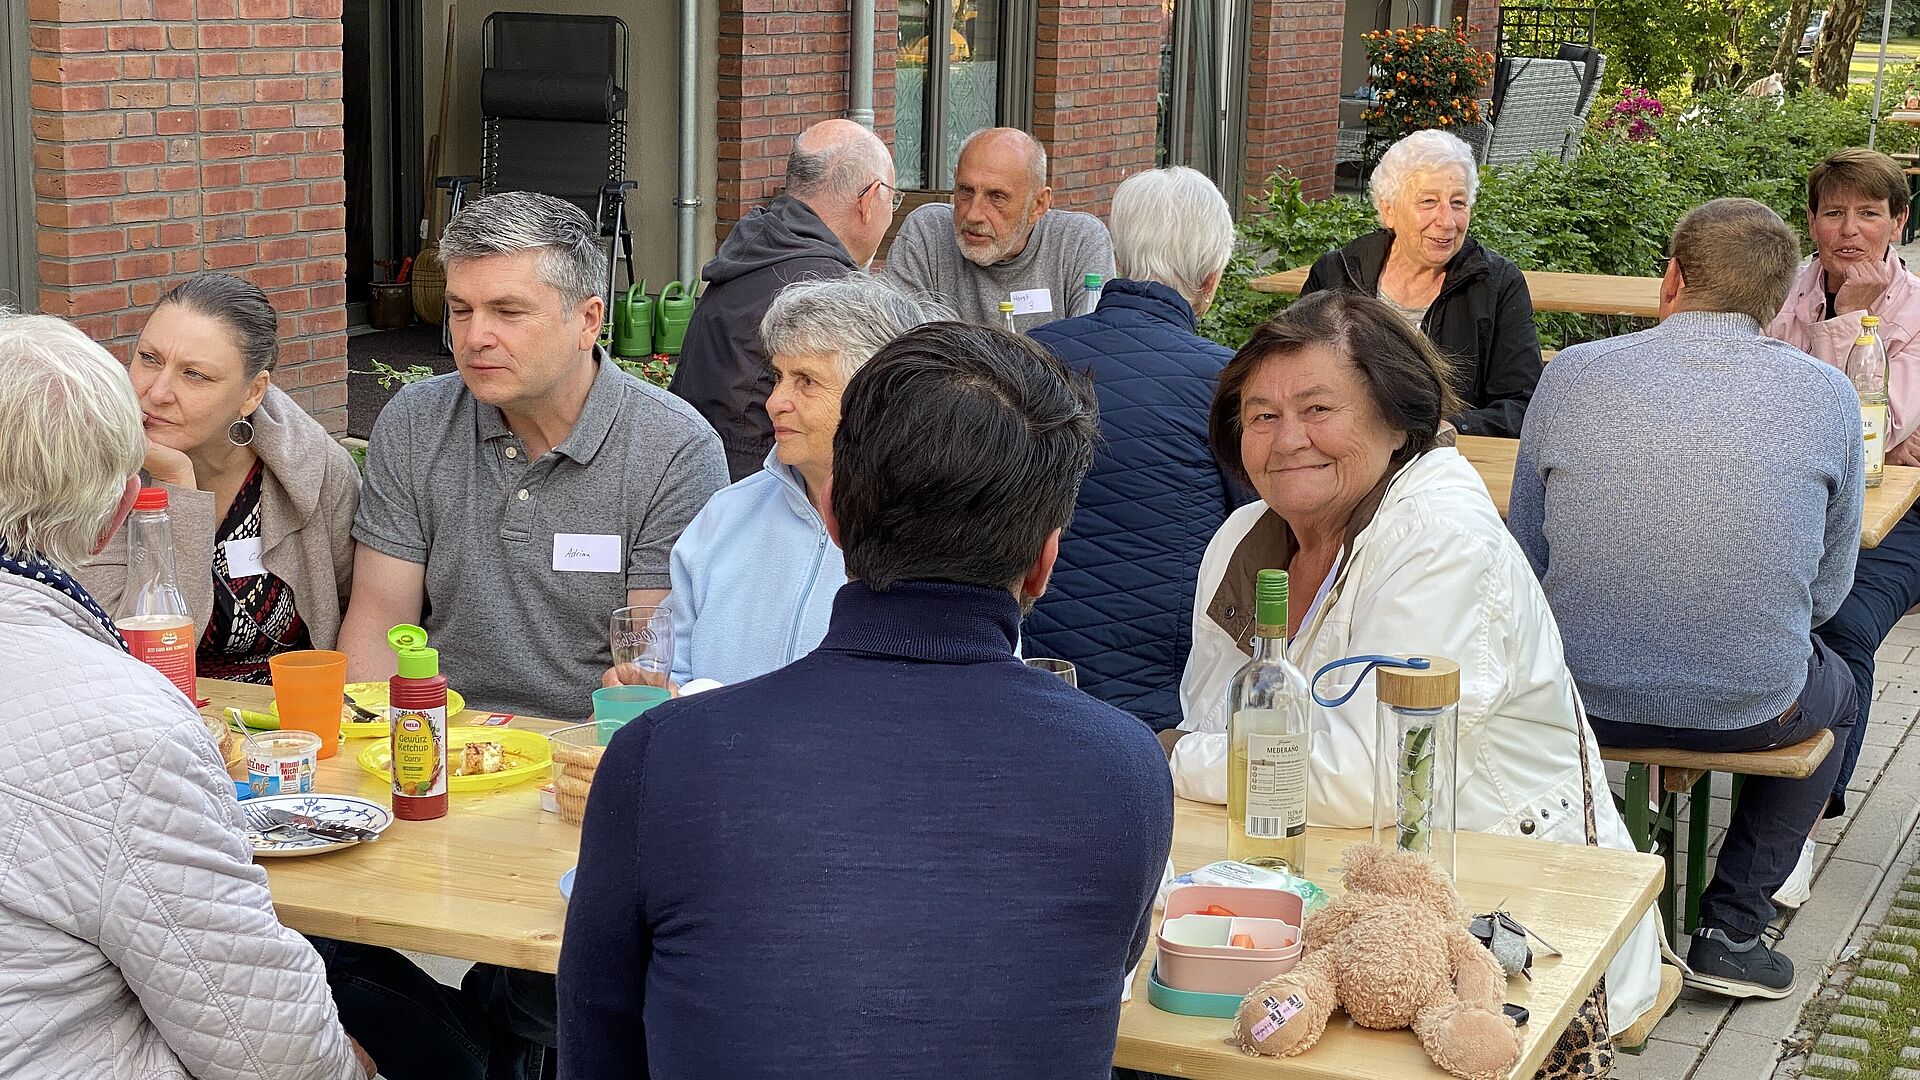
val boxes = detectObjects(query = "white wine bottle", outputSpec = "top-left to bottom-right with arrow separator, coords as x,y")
1227,569 -> 1312,872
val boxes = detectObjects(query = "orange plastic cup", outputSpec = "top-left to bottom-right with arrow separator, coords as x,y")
269,649 -> 348,759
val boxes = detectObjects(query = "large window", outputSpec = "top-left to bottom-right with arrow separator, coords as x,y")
895,0 -> 1031,189
1157,0 -> 1251,211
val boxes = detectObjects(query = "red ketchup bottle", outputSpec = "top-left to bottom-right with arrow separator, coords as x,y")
386,623 -> 448,821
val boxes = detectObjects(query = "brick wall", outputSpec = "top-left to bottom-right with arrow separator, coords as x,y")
27,0 -> 350,431
715,0 -> 899,230
1456,0 -> 1497,70
1030,0 -> 1165,216
1243,0 -> 1344,203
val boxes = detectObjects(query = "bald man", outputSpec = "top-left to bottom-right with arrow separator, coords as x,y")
884,127 -> 1112,332
670,119 -> 898,480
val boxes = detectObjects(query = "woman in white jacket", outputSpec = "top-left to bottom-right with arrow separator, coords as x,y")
1163,290 -> 1661,1037
0,312 -> 372,1080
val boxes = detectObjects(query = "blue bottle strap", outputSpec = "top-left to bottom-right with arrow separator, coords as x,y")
1310,654 -> 1431,708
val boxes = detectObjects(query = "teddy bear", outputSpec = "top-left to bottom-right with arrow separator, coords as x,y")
1232,844 -> 1522,1080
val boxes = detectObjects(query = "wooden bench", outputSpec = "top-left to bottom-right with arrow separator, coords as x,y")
1601,730 -> 1833,942
1616,964 -> 1685,1053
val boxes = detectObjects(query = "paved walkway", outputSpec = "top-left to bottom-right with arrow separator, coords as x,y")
1613,615 -> 1920,1080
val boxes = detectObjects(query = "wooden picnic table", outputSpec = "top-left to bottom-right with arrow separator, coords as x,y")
1117,801 -> 1661,1079
1249,265 -> 1663,318
1460,435 -> 1920,548
206,679 -> 1661,1078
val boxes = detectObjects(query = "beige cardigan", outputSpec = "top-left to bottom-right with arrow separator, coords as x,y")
78,385 -> 361,649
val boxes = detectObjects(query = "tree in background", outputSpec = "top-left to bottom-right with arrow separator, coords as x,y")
1588,0 -> 1789,91
1811,0 -> 1872,92
1772,0 -> 1816,78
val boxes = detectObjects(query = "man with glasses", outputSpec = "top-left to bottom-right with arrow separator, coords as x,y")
671,118 -> 899,480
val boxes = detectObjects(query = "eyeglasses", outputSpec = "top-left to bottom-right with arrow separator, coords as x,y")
1657,255 -> 1684,277
864,178 -> 906,212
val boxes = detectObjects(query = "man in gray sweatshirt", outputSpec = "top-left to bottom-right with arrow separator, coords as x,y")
1510,198 -> 1863,1001
884,127 -> 1113,333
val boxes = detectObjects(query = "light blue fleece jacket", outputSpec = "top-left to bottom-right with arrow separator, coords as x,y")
665,449 -> 844,687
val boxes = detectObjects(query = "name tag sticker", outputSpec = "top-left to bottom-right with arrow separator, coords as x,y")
552,533 -> 623,574
1009,288 -> 1053,317
224,537 -> 265,578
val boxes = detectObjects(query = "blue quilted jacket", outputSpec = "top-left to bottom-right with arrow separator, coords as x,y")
1025,279 -> 1246,730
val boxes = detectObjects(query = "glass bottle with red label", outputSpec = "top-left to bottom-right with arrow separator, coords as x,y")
115,487 -> 197,703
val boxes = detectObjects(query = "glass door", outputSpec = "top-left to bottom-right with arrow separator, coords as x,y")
1158,0 -> 1250,211
895,0 -> 1017,189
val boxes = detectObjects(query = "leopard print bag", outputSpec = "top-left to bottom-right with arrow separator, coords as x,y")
1534,715 -> 1615,1080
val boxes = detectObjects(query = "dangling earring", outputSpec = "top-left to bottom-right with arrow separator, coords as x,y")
228,416 -> 255,447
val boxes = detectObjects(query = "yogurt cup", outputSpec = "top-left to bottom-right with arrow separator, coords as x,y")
245,730 -> 321,797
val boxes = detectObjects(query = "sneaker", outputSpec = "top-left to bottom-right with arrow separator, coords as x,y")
1684,928 -> 1795,999
1772,838 -> 1817,910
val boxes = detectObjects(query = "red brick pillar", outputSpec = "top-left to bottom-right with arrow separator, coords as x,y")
1243,0 -> 1345,204
1030,0 -> 1166,216
715,0 -> 899,232
1457,0 -> 1497,62
28,0 -> 350,431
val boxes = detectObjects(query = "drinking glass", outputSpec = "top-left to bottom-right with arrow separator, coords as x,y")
1025,657 -> 1077,688
610,606 -> 674,688
269,649 -> 348,759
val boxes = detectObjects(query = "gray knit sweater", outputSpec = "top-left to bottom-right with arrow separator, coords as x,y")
883,203 -> 1113,332
1509,311 -> 1864,730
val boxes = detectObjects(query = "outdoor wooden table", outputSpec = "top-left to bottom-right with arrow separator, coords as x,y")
1114,800 -> 1662,1079
201,679 -> 579,974
1249,265 -> 1663,318
1459,435 -> 1920,548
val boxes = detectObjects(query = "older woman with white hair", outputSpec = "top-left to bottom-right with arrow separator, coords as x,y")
1027,165 -> 1247,731
0,311 -> 373,1079
1301,128 -> 1543,436
658,274 -> 946,686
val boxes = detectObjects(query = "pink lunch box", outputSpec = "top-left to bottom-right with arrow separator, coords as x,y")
1156,883 -> 1306,996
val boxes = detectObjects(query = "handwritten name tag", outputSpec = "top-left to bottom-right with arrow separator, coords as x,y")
1009,288 -> 1053,317
224,537 -> 265,578
552,533 -> 623,574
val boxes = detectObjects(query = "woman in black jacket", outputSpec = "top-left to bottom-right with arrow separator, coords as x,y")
1302,129 -> 1543,437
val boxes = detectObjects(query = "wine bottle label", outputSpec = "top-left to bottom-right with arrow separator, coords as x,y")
1244,732 -> 1309,838
1863,402 -> 1888,474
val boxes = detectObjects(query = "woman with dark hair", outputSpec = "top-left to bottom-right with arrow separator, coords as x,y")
1160,289 -> 1661,1036
78,272 -> 361,681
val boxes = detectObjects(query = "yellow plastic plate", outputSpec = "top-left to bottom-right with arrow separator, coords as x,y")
356,725 -> 551,793
271,681 -> 467,739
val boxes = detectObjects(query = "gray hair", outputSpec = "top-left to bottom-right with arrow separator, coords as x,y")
439,191 -> 607,310
153,272 -> 280,378
1368,129 -> 1480,221
759,274 -> 950,381
1110,166 -> 1235,304
958,127 -> 1048,192
0,310 -> 144,569
786,123 -> 892,204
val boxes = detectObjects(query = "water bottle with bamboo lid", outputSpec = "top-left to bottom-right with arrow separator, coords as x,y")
1374,656 -> 1461,879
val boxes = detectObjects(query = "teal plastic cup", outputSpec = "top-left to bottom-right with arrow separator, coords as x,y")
591,685 -> 671,726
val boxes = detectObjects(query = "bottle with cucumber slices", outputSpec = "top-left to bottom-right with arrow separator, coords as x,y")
1372,656 -> 1461,879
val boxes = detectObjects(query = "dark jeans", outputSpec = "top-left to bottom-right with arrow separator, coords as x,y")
308,938 -> 556,1080
1587,637 -> 1856,939
1816,505 -> 1920,815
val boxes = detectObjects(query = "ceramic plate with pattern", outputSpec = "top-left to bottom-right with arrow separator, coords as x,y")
244,793 -> 394,857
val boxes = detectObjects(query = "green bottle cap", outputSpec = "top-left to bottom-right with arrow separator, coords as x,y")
1254,569 -> 1289,637
1864,315 -> 1882,328
387,623 -> 439,679
998,301 -> 1015,313
1084,273 -> 1102,289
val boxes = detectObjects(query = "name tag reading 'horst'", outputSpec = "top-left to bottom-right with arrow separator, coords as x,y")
1009,288 -> 1053,317
553,534 -> 623,573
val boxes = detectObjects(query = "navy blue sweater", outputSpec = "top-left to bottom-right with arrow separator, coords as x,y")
557,580 -> 1174,1080
1026,280 -> 1245,729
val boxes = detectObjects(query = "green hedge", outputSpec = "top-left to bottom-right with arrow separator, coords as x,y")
1200,86 -> 1920,351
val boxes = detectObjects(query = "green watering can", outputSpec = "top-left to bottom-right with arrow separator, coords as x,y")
611,280 -> 654,358
655,280 -> 696,357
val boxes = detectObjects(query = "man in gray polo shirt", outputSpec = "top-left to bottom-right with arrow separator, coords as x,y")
340,190 -> 727,722
884,127 -> 1112,333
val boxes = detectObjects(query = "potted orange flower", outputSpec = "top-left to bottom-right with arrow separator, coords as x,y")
1359,23 -> 1493,155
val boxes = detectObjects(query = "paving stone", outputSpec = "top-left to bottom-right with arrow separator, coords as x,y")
1647,991 -> 1732,1048
1825,1012 -> 1882,1039
1814,1033 -> 1872,1057
1805,1054 -> 1863,1077
1886,626 -> 1920,648
1875,942 -> 1920,964
1879,643 -> 1915,665
1862,958 -> 1914,980
1892,1069 -> 1920,1080
1903,1045 -> 1920,1065
1695,1028 -> 1788,1079
1613,1035 -> 1703,1080
1849,975 -> 1904,999
1836,993 -> 1891,1015
1876,685 -> 1920,707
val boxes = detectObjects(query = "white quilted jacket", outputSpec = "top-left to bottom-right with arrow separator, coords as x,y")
0,573 -> 362,1080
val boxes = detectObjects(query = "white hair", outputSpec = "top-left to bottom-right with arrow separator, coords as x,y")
1368,129 -> 1480,223
759,274 -> 952,381
0,310 -> 144,569
1109,166 -> 1235,305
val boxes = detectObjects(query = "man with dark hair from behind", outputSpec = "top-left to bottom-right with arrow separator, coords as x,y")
558,322 -> 1175,1080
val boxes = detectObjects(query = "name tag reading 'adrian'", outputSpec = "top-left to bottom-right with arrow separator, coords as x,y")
553,533 -> 623,574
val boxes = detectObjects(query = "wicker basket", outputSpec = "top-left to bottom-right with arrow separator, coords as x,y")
410,247 -> 445,325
